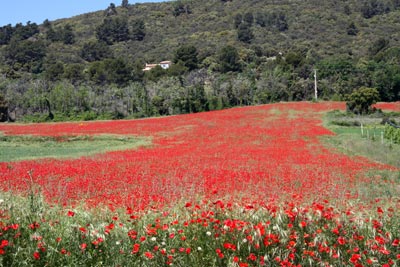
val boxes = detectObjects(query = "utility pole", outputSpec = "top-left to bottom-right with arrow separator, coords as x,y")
313,69 -> 318,101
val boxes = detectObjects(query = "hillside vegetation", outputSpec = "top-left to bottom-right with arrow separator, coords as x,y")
0,0 -> 400,121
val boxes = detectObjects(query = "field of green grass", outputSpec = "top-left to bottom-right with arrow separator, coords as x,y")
0,134 -> 151,162
323,110 -> 400,168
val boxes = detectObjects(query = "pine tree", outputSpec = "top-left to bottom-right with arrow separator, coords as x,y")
122,0 -> 129,8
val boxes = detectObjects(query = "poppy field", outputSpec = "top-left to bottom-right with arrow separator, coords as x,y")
0,101 -> 399,266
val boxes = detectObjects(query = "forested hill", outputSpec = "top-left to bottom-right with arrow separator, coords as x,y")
0,0 -> 400,122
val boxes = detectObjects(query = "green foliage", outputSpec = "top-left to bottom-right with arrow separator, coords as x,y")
44,61 -> 64,81
368,38 -> 390,57
237,24 -> 253,43
345,87 -> 380,114
0,93 -> 8,122
63,64 -> 85,84
384,123 -> 400,144
174,45 -> 199,71
81,41 -> 112,62
11,22 -> 39,41
324,110 -> 400,168
346,22 -> 358,36
254,11 -> 288,31
104,3 -> 118,16
243,12 -> 254,26
173,0 -> 192,17
0,134 -> 151,162
5,39 -> 46,72
371,62 -> 400,101
218,46 -> 241,73
0,24 -> 13,45
121,0 -> 129,8
1,0 -> 400,122
361,0 -> 389,18
131,19 -> 146,41
96,17 -> 130,44
46,24 -> 75,44
88,58 -> 132,86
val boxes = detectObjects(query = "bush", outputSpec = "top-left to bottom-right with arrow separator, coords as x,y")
384,123 -> 400,144
345,87 -> 380,115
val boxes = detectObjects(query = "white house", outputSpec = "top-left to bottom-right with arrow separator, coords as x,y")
159,61 -> 172,69
143,61 -> 172,71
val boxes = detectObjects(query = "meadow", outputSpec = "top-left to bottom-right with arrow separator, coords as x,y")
0,102 -> 399,266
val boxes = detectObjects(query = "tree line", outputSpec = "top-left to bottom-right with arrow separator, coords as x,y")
0,0 -> 400,122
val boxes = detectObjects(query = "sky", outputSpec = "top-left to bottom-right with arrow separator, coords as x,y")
0,0 -> 165,27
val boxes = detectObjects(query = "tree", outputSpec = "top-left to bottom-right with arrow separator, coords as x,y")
63,64 -> 85,84
237,23 -> 253,43
0,94 -> 8,122
347,22 -> 358,36
61,24 -> 75,44
219,45 -> 241,73
5,39 -> 46,72
131,19 -> 146,41
345,87 -> 380,114
96,17 -> 130,44
275,13 -> 288,31
105,3 -> 118,16
121,0 -> 129,8
243,12 -> 254,26
368,38 -> 389,57
81,41 -> 112,62
12,22 -> 39,41
361,0 -> 387,18
174,45 -> 199,71
234,14 -> 243,28
44,62 -> 64,81
0,24 -> 13,45
88,58 -> 132,86
173,0 -> 191,17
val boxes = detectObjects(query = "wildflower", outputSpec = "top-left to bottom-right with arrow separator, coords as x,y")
29,222 -> 40,230
0,240 -> 8,248
350,254 -> 361,263
223,242 -> 237,251
144,251 -> 154,259
132,243 -> 140,254
337,236 -> 346,245
247,253 -> 257,261
67,210 -> 75,217
33,251 -> 40,260
80,243 -> 87,251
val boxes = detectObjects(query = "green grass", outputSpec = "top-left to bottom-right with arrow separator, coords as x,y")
0,134 -> 152,162
323,111 -> 400,168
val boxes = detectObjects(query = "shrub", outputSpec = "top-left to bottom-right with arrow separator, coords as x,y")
345,87 -> 380,115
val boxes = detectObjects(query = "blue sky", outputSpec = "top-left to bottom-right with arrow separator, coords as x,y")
0,0 -> 165,27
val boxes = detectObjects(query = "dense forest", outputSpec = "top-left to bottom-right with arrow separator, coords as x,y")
0,0 -> 400,122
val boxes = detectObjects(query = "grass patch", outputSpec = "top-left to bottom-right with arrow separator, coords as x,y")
323,110 -> 400,168
0,134 -> 152,162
